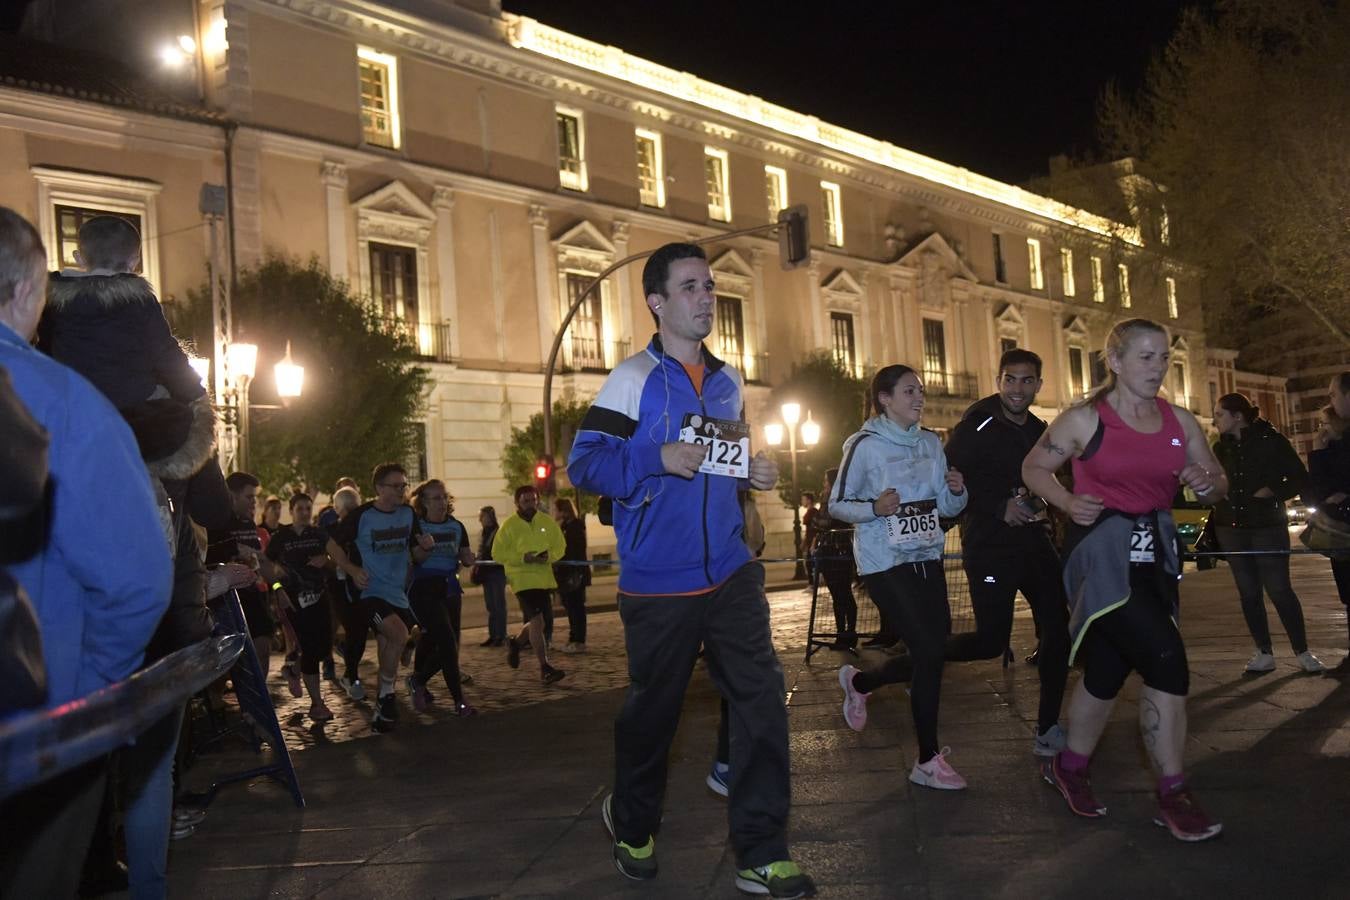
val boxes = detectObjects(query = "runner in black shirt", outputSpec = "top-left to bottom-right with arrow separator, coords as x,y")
266,493 -> 335,721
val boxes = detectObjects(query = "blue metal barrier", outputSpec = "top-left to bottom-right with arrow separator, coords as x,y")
185,589 -> 305,809
0,632 -> 245,801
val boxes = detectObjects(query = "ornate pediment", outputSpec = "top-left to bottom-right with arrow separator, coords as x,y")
1062,314 -> 1091,342
892,232 -> 979,283
552,219 -> 616,272
710,248 -> 754,295
1172,335 -> 1190,355
353,180 -> 435,221
994,302 -> 1025,329
821,268 -> 864,296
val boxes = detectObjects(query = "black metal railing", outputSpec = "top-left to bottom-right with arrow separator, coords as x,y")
924,370 -> 980,399
372,317 -> 454,364
562,338 -> 630,373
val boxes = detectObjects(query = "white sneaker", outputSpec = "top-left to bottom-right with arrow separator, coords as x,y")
560,642 -> 586,654
909,747 -> 967,790
1296,650 -> 1326,673
1245,651 -> 1276,673
838,665 -> 869,732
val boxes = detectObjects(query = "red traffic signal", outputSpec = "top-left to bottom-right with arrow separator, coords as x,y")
533,454 -> 557,496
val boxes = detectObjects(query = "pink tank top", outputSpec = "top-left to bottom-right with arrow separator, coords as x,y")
1071,397 -> 1185,515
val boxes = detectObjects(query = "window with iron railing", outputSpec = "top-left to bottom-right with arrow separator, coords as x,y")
765,165 -> 787,221
830,311 -> 856,374
565,272 -> 606,369
370,242 -> 417,322
922,318 -> 947,385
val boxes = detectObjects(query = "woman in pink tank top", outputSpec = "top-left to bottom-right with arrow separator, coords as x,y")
1023,318 -> 1230,842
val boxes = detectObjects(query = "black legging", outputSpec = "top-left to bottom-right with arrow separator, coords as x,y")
820,560 -> 857,643
945,543 -> 1069,733
337,578 -> 369,675
409,575 -> 466,706
851,560 -> 949,762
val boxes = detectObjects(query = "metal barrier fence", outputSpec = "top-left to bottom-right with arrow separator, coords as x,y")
0,633 -> 245,801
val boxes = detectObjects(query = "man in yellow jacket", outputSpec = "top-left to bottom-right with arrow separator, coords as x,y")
493,484 -> 568,684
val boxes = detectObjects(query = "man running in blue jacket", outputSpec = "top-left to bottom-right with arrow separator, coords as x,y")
569,242 -> 814,899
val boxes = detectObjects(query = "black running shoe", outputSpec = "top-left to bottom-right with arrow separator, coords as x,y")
371,694 -> 397,733
542,666 -> 566,685
507,637 -> 521,669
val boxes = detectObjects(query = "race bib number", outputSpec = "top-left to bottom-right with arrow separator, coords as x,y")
1129,519 -> 1156,563
679,413 -> 750,479
885,498 -> 941,550
297,589 -> 323,609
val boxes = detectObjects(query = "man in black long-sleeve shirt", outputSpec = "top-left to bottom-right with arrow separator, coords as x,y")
943,348 -> 1070,757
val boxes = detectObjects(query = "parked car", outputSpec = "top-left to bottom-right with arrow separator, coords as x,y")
1173,485 -> 1217,570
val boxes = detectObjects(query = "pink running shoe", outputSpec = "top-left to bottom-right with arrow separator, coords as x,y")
1154,785 -> 1223,842
909,747 -> 967,791
838,665 -> 870,731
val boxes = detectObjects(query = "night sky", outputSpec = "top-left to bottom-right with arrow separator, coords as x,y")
505,0 -> 1193,185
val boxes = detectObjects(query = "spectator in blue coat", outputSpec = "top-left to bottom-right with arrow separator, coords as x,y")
0,206 -> 172,899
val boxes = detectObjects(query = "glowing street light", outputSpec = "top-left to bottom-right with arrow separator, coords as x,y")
227,342 -> 257,381
187,353 -> 209,388
764,401 -> 823,579
274,340 -> 305,398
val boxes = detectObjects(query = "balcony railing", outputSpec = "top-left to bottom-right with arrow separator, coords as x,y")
717,350 -> 768,383
373,316 -> 454,364
561,337 -> 630,373
923,370 -> 980,399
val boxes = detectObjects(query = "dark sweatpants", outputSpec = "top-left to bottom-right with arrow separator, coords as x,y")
612,562 -> 789,870
1216,525 -> 1309,653
945,541 -> 1070,733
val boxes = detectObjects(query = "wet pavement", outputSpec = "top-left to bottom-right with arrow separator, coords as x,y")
166,555 -> 1350,899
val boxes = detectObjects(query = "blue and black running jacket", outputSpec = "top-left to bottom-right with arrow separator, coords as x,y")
568,336 -> 751,595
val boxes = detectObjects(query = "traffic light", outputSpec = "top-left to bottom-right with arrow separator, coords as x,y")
533,454 -> 557,496
777,204 -> 810,270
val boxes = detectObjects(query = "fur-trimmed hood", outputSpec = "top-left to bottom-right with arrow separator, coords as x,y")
47,271 -> 158,313
144,394 -> 216,482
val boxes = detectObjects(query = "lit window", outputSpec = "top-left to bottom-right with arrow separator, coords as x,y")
1159,205 -> 1171,245
922,318 -> 947,389
820,181 -> 843,247
1172,361 -> 1187,406
716,295 -> 745,360
830,312 -> 856,373
764,165 -> 787,221
635,129 -> 664,207
1117,263 -> 1131,308
992,233 -> 1007,283
1061,247 -> 1076,297
358,47 -> 400,149
1067,346 -> 1089,398
704,147 -> 730,222
564,272 -> 605,369
1166,276 -> 1178,319
1090,256 -> 1105,303
1027,237 -> 1044,290
557,107 -> 587,191
54,205 -> 142,271
370,242 -> 418,322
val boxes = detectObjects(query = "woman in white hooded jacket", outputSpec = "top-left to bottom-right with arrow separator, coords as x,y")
829,364 -> 969,789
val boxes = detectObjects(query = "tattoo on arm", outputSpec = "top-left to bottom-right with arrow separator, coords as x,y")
1039,433 -> 1067,456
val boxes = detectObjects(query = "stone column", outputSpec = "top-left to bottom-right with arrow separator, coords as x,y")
321,161 -> 348,280
807,254 -> 825,350
529,204 -> 555,367
611,219 -> 632,358
432,185 -> 460,362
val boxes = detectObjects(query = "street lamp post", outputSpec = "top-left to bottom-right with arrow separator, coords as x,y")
765,402 -> 821,580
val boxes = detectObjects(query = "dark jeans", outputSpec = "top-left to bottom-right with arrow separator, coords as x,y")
613,562 -> 789,870
560,586 -> 587,644
481,573 -> 507,641
409,576 -> 465,706
1215,525 -> 1308,653
819,559 -> 857,644
0,759 -> 107,897
1333,556 -> 1350,607
122,704 -> 186,899
946,542 -> 1069,732
852,561 -> 949,762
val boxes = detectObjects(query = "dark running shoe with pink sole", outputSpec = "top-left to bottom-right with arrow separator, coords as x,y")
1043,754 -> 1107,818
1154,785 -> 1223,842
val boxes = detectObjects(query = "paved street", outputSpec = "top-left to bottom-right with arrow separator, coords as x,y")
168,554 -> 1350,899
